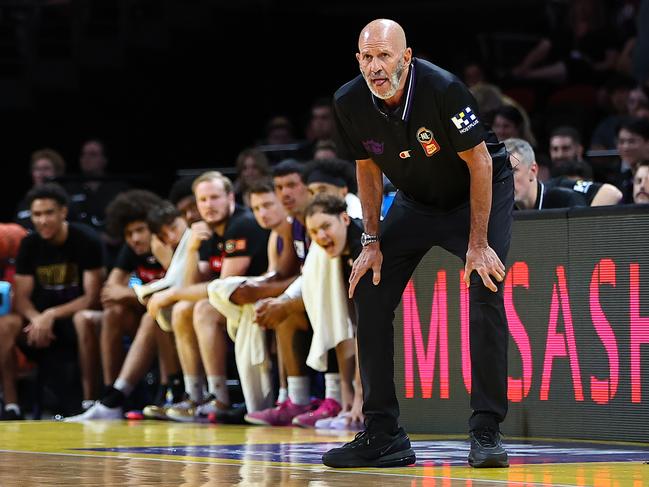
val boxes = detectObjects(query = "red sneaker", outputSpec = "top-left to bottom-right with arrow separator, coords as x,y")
244,399 -> 316,426
292,398 -> 342,428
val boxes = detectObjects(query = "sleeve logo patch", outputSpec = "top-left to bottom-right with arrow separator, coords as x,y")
416,127 -> 440,157
451,106 -> 479,133
225,239 -> 247,254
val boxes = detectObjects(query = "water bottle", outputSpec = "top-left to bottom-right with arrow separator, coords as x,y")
0,281 -> 11,316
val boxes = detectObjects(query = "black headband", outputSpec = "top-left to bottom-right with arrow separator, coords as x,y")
306,169 -> 346,188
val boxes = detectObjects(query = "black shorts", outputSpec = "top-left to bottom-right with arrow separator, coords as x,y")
16,317 -> 78,362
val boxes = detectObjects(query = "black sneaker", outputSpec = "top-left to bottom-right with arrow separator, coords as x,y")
322,427 -> 416,468
468,428 -> 509,468
1,409 -> 24,421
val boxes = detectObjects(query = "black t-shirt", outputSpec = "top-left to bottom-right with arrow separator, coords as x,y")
334,57 -> 511,210
63,179 -> 130,232
545,177 -> 600,206
114,243 -> 165,284
15,222 -> 104,311
518,181 -> 588,210
198,205 -> 270,278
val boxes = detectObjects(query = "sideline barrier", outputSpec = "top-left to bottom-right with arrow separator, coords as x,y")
395,205 -> 649,442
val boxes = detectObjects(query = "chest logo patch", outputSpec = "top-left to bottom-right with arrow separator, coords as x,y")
362,139 -> 384,155
416,127 -> 440,157
399,150 -> 412,159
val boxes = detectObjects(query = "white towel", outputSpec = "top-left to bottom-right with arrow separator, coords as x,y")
344,192 -> 363,219
207,277 -> 274,413
133,229 -> 191,331
302,242 -> 354,372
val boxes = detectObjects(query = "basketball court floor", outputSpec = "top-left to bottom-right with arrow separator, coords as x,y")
1,421 -> 648,486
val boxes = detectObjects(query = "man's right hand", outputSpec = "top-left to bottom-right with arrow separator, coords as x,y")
188,221 -> 212,250
348,242 -> 383,299
147,287 -> 178,319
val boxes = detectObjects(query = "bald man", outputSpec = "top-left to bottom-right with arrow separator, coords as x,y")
325,19 -> 513,468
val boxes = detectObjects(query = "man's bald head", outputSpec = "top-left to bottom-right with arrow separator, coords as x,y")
356,19 -> 412,104
358,19 -> 407,52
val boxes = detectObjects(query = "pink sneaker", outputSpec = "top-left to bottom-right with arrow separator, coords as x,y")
244,399 -> 316,426
292,398 -> 342,428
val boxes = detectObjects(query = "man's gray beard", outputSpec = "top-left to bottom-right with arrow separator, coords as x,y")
363,60 -> 405,100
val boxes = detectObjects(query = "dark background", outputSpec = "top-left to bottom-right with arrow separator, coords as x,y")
0,0 -> 550,220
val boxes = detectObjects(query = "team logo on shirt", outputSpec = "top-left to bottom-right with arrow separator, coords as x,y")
209,255 -> 223,273
362,139 -> 384,155
572,180 -> 593,194
451,106 -> 479,133
294,240 -> 306,260
225,239 -> 247,254
416,127 -> 440,157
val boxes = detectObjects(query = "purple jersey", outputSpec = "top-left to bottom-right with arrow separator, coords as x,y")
291,218 -> 310,265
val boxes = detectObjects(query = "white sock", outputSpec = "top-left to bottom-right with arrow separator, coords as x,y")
277,387 -> 288,404
113,378 -> 134,397
324,373 -> 341,403
184,375 -> 204,402
4,403 -> 20,415
207,375 -> 229,405
287,376 -> 310,405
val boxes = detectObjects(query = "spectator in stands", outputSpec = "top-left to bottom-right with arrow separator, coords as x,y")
590,75 -> 636,150
628,84 -> 649,117
0,183 -> 104,418
616,117 -> 649,202
313,140 -> 338,160
145,172 -> 269,422
0,223 -> 28,420
168,177 -> 201,226
69,190 -> 164,412
263,116 -> 297,146
233,148 -> 271,207
258,116 -> 301,163
505,138 -> 588,210
63,139 -> 130,264
305,97 -> 335,144
66,201 -> 188,421
303,158 -> 362,219
462,61 -> 486,88
632,160 -> 649,204
15,149 -> 67,229
549,126 -> 585,168
510,0 -> 619,84
491,105 -> 537,147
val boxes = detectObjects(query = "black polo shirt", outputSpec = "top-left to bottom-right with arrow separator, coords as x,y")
334,57 -> 511,211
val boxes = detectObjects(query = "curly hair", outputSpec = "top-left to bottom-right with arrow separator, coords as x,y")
305,193 -> 348,219
105,189 -> 163,238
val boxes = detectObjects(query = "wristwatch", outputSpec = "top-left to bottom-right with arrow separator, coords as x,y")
360,232 -> 379,246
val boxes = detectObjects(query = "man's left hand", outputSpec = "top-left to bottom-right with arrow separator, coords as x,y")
254,297 -> 289,329
464,245 -> 506,292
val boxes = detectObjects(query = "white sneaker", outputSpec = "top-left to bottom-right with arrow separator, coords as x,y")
81,400 -> 95,411
63,402 -> 123,422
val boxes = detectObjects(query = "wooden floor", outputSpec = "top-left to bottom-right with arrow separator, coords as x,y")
1,420 -> 648,486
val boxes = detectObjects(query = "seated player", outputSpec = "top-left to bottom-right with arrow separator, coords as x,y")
1,183 -> 103,416
66,201 -> 188,421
